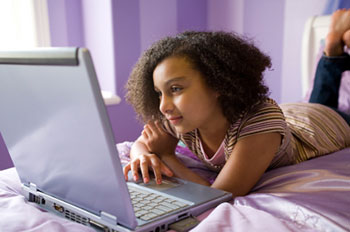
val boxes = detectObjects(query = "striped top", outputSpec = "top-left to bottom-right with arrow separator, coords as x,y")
164,98 -> 350,172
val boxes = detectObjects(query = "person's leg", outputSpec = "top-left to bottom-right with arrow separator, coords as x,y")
309,54 -> 349,108
309,9 -> 350,124
309,54 -> 350,124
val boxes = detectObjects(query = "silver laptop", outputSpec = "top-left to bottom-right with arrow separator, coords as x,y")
0,47 -> 232,232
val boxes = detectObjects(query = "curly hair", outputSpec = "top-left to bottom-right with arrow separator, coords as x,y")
125,31 -> 271,124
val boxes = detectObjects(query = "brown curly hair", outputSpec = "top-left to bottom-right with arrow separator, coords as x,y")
125,31 -> 271,124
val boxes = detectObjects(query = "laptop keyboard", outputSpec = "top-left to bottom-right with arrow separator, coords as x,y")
128,186 -> 189,221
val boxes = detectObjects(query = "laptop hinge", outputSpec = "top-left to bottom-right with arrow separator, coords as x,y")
29,182 -> 38,192
100,211 -> 117,225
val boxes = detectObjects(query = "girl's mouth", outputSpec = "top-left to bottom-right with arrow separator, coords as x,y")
168,116 -> 183,125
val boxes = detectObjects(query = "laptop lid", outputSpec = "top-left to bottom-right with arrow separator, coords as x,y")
0,47 -> 137,229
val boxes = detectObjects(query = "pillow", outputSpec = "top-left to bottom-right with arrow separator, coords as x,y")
304,46 -> 350,114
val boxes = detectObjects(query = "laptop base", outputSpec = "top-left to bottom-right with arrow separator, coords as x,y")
22,184 -> 131,232
22,184 -> 202,232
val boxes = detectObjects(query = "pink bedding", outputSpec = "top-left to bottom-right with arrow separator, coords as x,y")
1,145 -> 349,232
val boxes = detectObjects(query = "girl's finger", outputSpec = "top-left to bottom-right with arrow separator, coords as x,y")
139,155 -> 150,183
123,162 -> 131,181
154,120 -> 166,135
130,159 -> 140,182
141,129 -> 149,139
160,162 -> 174,177
149,156 -> 162,184
146,121 -> 158,133
143,124 -> 153,136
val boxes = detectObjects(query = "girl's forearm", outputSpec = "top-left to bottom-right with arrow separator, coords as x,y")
160,155 -> 210,186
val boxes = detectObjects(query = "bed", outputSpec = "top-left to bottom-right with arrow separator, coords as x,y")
1,15 -> 350,232
1,144 -> 350,232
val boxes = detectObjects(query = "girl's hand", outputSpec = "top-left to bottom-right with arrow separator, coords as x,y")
123,128 -> 210,187
141,120 -> 178,157
123,152 -> 173,184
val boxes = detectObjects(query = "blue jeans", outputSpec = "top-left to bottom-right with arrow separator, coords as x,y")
309,53 -> 350,125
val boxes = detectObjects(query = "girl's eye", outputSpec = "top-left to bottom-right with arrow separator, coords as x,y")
170,86 -> 182,93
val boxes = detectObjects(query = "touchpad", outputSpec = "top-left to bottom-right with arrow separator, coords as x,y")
138,176 -> 183,191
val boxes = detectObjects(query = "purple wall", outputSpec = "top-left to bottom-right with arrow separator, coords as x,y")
47,0 -> 85,47
281,0 -> 328,103
81,0 -> 116,94
177,0 -> 207,32
207,0 -> 243,33
111,0 -> 143,143
139,1 -> 177,52
47,0 -> 144,143
243,0 -> 285,103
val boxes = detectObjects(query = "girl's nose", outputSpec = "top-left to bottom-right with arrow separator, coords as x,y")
159,95 -> 172,115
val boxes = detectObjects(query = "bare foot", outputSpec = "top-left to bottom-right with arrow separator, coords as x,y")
324,9 -> 350,56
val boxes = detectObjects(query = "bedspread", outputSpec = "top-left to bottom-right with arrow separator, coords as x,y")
0,144 -> 349,232
193,147 -> 350,232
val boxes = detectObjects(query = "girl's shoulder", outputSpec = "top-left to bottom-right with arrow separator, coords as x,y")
241,98 -> 284,124
227,98 -> 286,141
255,98 -> 281,110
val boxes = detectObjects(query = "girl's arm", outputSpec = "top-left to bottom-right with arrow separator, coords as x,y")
160,155 -> 211,186
160,132 -> 281,196
131,121 -> 281,196
211,132 -> 281,196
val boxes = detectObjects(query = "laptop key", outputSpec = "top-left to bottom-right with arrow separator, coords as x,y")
156,196 -> 166,201
155,205 -> 173,213
165,198 -> 175,203
142,200 -> 151,204
134,202 -> 145,208
153,198 -> 164,203
160,202 -> 181,210
135,210 -> 148,217
143,206 -> 153,211
148,202 -> 158,207
150,208 -> 167,216
140,212 -> 158,221
132,197 -> 143,203
145,195 -> 157,201
173,201 -> 188,208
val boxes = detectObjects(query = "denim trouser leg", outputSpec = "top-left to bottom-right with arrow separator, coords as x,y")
309,53 -> 350,124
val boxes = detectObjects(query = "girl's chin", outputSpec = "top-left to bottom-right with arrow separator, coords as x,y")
173,125 -> 194,134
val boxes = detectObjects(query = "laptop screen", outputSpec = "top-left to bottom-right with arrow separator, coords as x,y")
0,48 -> 137,229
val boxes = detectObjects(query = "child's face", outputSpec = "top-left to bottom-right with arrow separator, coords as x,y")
153,56 -> 225,134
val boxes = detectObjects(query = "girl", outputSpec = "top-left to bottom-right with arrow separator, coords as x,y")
123,9 -> 350,197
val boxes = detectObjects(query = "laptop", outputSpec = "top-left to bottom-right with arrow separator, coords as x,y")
0,47 -> 232,232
